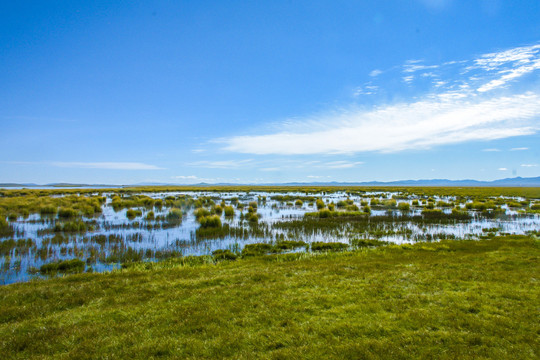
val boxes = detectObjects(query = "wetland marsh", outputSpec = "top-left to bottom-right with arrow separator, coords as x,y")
1,186 -> 539,284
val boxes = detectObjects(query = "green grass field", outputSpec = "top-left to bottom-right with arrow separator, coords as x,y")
1,235 -> 539,359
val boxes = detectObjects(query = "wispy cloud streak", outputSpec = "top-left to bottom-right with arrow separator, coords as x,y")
51,162 -> 164,170
221,93 -> 540,155
219,43 -> 540,156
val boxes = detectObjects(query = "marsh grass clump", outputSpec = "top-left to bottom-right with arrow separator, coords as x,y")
146,211 -> 155,220
350,238 -> 389,248
311,241 -> 348,252
529,203 -> 540,212
57,207 -> 79,219
241,212 -> 259,223
166,209 -> 183,222
39,205 -> 57,216
213,205 -> 223,215
421,209 -> 445,219
305,209 -> 368,219
212,249 -> 237,261
436,201 -> 453,208
466,201 -> 496,211
54,220 -> 88,232
39,258 -> 85,274
242,243 -> 273,257
0,217 -> 14,237
224,206 -> 235,217
451,207 -> 471,220
126,209 -> 143,219
199,215 -> 222,228
273,240 -> 307,251
194,208 -> 211,220
295,199 -> 303,207
397,202 -> 410,212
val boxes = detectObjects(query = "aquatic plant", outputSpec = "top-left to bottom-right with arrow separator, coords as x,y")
58,207 -> 79,219
421,209 -> 444,219
199,215 -> 222,228
224,206 -> 235,217
212,249 -> 237,261
194,208 -> 211,219
39,258 -> 85,274
311,241 -> 348,252
126,209 -> 143,219
0,217 -> 14,237
213,205 -> 223,215
273,240 -> 307,251
397,202 -> 410,211
350,238 -> 389,248
242,243 -> 273,257
166,209 -> 183,222
54,221 -> 88,232
39,205 -> 57,216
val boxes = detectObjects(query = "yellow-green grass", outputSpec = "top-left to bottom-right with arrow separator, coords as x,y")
0,235 -> 538,359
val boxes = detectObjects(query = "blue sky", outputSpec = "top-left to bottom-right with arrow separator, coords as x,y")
1,0 -> 540,184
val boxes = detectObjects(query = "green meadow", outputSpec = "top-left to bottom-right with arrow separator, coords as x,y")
1,234 -> 538,359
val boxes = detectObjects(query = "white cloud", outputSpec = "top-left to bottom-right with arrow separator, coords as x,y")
521,164 -> 538,167
216,42 -> 540,157
220,92 -> 540,155
510,147 -> 528,151
473,44 -> 540,71
259,167 -> 281,172
369,69 -> 383,77
482,148 -> 501,152
51,162 -> 164,170
353,85 -> 378,96
173,175 -> 198,179
321,161 -> 364,169
403,62 -> 439,73
477,59 -> 540,92
471,44 -> 540,92
188,159 -> 254,169
498,168 -> 508,171
402,75 -> 414,83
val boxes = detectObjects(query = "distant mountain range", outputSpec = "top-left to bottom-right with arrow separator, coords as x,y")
1,176 -> 540,188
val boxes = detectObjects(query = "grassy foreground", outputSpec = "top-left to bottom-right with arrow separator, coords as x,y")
1,236 -> 539,359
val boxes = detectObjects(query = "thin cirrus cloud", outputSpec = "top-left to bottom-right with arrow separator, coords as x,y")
221,93 -> 540,155
219,43 -> 540,156
51,162 -> 164,170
